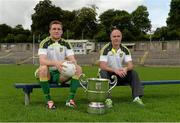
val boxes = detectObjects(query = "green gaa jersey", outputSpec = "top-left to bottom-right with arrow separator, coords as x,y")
38,37 -> 74,70
100,42 -> 132,69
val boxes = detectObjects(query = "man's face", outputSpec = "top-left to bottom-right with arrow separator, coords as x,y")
110,29 -> 122,46
49,24 -> 63,40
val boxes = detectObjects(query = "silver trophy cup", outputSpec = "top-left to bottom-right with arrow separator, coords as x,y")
80,74 -> 117,114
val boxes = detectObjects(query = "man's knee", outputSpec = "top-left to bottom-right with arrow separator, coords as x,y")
130,70 -> 139,77
99,70 -> 109,78
75,65 -> 82,76
39,65 -> 49,76
60,76 -> 70,83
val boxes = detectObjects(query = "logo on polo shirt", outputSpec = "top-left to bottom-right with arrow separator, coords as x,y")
59,47 -> 63,52
119,52 -> 123,57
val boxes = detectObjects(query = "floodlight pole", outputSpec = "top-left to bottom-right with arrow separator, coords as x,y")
32,34 -> 35,64
150,32 -> 152,43
67,29 -> 69,39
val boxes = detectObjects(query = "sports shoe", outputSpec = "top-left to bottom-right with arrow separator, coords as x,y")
66,99 -> 77,108
133,98 -> 145,106
105,98 -> 113,108
46,100 -> 56,110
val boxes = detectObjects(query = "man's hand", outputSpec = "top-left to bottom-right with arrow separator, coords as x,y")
54,60 -> 65,72
114,67 -> 128,78
66,61 -> 82,76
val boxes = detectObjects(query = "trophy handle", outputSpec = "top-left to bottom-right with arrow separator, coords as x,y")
108,75 -> 117,92
79,74 -> 88,91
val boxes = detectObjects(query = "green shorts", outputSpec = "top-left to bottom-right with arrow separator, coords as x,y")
49,69 -> 60,84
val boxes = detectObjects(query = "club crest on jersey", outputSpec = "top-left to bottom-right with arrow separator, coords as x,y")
119,52 -> 123,57
59,47 -> 63,52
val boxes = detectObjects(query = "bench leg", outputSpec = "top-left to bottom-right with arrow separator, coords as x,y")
23,88 -> 33,106
24,92 -> 30,106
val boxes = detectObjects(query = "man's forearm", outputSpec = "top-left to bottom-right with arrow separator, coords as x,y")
124,65 -> 133,71
100,65 -> 115,73
39,59 -> 64,67
39,59 -> 55,66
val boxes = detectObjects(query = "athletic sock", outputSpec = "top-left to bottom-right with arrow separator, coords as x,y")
67,75 -> 80,101
39,77 -> 51,103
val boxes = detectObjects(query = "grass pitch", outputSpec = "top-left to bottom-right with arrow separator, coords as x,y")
0,65 -> 180,122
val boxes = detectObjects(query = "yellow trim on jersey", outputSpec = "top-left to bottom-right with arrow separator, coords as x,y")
121,44 -> 131,55
40,37 -> 73,50
40,36 -> 50,48
100,42 -> 110,55
51,42 -> 60,47
62,38 -> 73,49
111,48 -> 116,54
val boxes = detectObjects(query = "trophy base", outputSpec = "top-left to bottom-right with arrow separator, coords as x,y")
87,102 -> 106,114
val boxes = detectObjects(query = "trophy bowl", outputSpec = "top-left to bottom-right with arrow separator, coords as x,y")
80,75 -> 117,114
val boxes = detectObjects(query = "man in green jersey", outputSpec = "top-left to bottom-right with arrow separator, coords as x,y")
37,20 -> 82,109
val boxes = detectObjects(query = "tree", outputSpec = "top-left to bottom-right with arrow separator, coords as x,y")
14,34 -> 28,43
154,27 -> 168,40
27,35 -> 33,43
5,34 -> 15,43
99,9 -> 115,33
99,9 -> 132,32
122,29 -> 135,41
31,0 -> 63,35
131,5 -> 151,33
0,24 -> 31,43
167,0 -> 180,30
167,30 -> 180,40
99,9 -> 135,41
12,25 -> 25,35
0,24 -> 12,41
94,24 -> 109,42
166,0 -> 180,40
72,7 -> 98,39
112,10 -> 132,31
99,9 -> 133,41
11,25 -> 31,43
61,10 -> 75,39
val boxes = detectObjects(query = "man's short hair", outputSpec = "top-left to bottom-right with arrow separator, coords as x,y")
110,26 -> 120,32
108,26 -> 121,35
110,26 -> 122,36
49,20 -> 62,29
